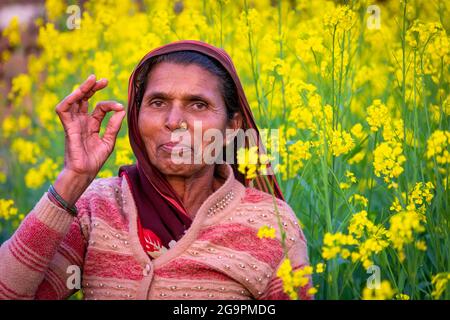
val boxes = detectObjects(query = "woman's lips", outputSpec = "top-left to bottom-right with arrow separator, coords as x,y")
160,142 -> 192,153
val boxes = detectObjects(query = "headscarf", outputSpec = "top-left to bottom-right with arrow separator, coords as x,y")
119,40 -> 284,249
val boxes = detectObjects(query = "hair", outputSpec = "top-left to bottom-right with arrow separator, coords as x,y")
134,50 -> 240,121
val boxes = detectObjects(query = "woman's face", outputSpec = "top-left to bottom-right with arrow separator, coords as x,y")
138,62 -> 241,177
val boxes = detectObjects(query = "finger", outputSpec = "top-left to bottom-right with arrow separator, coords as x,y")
79,79 -> 109,113
67,74 -> 97,104
102,110 -> 126,147
68,76 -> 101,114
84,78 -> 108,100
56,74 -> 96,114
89,101 -> 124,133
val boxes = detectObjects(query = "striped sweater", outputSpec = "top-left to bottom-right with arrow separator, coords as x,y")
0,163 -> 312,300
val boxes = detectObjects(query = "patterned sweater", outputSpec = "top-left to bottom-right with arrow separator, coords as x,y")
0,163 -> 312,300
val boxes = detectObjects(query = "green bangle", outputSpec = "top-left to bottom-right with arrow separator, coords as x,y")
48,184 -> 78,216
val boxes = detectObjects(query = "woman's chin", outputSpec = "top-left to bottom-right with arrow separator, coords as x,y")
153,160 -> 205,177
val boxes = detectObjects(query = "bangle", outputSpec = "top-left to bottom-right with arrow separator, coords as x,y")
47,191 -> 65,209
48,184 -> 78,216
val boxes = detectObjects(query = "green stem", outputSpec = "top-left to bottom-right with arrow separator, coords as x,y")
367,131 -> 378,214
243,0 -> 266,124
262,175 -> 289,256
277,0 -> 289,180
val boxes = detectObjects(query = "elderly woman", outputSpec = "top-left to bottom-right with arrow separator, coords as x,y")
0,40 -> 312,300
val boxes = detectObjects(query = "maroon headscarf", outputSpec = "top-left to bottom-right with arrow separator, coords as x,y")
119,40 -> 284,248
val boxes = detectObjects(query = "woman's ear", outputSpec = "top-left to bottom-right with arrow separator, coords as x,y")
227,112 -> 243,131
225,112 -> 243,145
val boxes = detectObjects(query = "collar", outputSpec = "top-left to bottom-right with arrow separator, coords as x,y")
122,162 -> 246,269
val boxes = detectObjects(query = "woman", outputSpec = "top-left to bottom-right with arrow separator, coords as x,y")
0,40 -> 312,300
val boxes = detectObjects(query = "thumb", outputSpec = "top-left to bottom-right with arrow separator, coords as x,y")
102,110 -> 126,148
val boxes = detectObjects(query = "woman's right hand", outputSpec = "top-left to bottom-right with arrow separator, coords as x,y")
52,74 -> 126,206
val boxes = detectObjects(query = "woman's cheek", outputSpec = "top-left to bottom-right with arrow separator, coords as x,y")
138,112 -> 159,152
201,121 -> 228,155
139,111 -> 158,134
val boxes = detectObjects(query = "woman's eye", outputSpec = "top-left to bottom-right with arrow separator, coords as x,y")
150,101 -> 164,108
192,102 -> 207,110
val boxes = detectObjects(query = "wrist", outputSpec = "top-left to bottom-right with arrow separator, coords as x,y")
48,184 -> 78,216
47,191 -> 64,209
53,168 -> 94,207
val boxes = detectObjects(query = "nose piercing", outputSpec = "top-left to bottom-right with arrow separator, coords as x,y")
179,120 -> 188,130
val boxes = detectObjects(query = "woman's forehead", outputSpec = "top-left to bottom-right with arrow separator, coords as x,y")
143,62 -> 222,98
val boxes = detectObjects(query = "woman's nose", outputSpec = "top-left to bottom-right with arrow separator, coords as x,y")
164,104 -> 185,131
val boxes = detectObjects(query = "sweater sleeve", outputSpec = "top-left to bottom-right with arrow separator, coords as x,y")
258,228 -> 314,300
0,192 -> 89,300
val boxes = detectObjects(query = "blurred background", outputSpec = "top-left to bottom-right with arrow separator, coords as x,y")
0,0 -> 449,300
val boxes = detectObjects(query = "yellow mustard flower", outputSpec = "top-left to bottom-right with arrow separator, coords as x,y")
350,123 -> 365,139
257,225 -> 276,239
11,138 -> 42,164
323,5 -> 356,34
329,129 -> 354,157
315,263 -> 325,274
8,74 -> 32,106
426,130 -> 450,173
0,199 -> 19,221
373,141 -> 406,189
348,194 -> 369,208
388,210 -> 426,262
366,99 -> 390,132
394,293 -> 410,300
2,16 -> 20,47
45,0 -> 66,21
431,273 -> 450,299
362,280 -> 395,300
237,146 -> 273,180
307,287 -> 318,295
348,151 -> 365,164
25,158 -> 59,189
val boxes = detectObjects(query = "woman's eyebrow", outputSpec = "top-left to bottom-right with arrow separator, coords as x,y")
144,91 -> 214,104
184,94 -> 213,104
143,91 -> 171,102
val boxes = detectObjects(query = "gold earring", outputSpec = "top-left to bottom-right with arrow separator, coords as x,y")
179,120 -> 188,130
